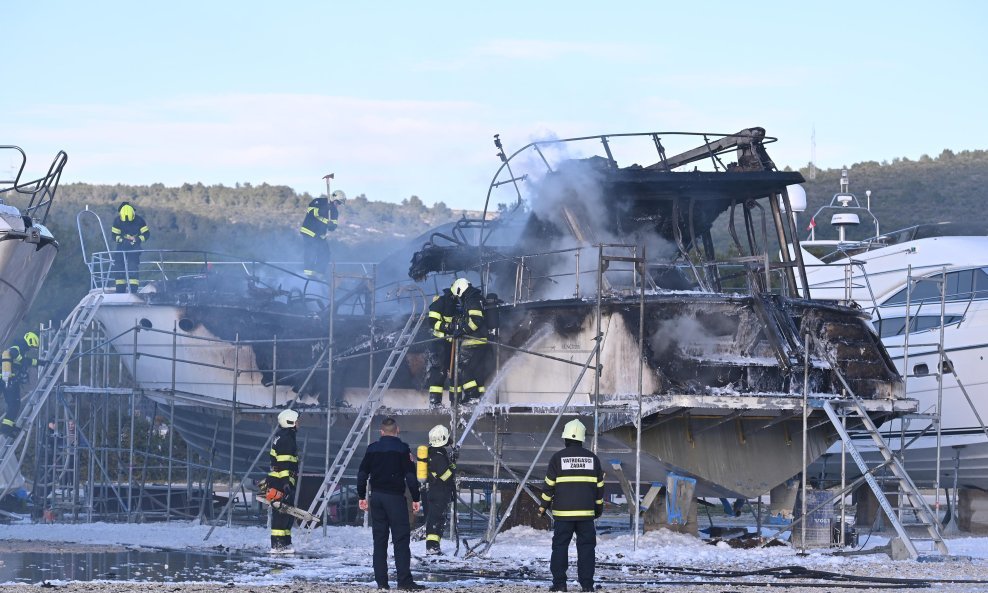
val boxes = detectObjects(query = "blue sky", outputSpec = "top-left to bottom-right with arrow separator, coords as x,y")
4,1 -> 985,209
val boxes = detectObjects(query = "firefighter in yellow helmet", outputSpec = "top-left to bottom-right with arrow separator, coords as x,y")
110,202 -> 151,293
1,331 -> 42,436
539,419 -> 605,592
299,189 -> 345,279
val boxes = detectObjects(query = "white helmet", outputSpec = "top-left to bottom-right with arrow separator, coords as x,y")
429,424 -> 450,447
278,409 -> 299,428
331,189 -> 347,204
451,277 -> 470,298
562,419 -> 586,442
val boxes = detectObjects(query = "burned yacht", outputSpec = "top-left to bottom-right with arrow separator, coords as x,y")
0,146 -> 65,346
67,128 -> 910,507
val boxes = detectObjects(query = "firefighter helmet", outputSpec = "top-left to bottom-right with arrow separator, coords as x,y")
562,419 -> 586,442
23,331 -> 39,349
428,424 -> 450,447
331,190 -> 347,204
451,277 -> 470,298
119,203 -> 136,222
278,409 -> 299,428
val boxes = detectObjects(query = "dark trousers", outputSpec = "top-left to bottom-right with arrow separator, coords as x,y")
425,340 -> 452,397
370,491 -> 414,587
550,519 -> 596,589
457,344 -> 488,400
1,380 -> 21,431
302,236 -> 330,278
112,247 -> 141,293
425,485 -> 452,549
270,505 -> 294,548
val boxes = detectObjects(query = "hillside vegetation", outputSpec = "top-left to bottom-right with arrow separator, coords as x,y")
20,147 -> 988,331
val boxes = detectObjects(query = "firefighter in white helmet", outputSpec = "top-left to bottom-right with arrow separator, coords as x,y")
266,409 -> 300,553
425,277 -> 488,407
423,424 -> 456,555
539,419 -> 604,592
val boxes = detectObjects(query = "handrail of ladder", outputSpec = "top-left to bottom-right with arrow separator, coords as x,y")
299,287 -> 428,530
812,334 -> 947,557
0,292 -> 104,481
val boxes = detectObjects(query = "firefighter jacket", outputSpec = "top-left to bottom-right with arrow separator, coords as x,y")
357,435 -> 421,502
541,443 -> 605,520
2,337 -> 38,382
267,427 -> 299,495
299,197 -> 339,240
111,214 -> 151,246
428,286 -> 486,346
426,445 -> 456,492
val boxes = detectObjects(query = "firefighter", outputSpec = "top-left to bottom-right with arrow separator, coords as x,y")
539,419 -> 605,593
424,424 -> 456,555
299,190 -> 345,279
110,202 -> 150,293
425,277 -> 487,406
1,331 -> 41,436
266,409 -> 300,554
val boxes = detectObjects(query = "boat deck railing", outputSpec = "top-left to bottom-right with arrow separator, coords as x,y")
482,242 -> 795,304
83,246 -> 423,315
0,145 -> 68,224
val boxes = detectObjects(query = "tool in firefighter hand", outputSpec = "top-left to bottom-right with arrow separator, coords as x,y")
257,494 -> 322,525
323,172 -> 334,196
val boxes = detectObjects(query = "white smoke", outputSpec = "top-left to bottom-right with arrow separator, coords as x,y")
516,140 -> 680,299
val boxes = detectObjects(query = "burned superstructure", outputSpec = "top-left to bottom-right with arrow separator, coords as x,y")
55,128 -> 909,508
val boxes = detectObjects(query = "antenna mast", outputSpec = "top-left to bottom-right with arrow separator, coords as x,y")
809,126 -> 817,180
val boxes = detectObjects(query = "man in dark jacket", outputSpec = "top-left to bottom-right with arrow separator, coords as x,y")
539,419 -> 605,593
110,202 -> 150,293
425,277 -> 488,406
299,190 -> 345,279
424,424 -> 456,555
265,409 -> 299,553
357,417 -> 425,590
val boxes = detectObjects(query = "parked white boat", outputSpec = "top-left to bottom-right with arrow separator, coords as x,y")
795,169 -> 988,489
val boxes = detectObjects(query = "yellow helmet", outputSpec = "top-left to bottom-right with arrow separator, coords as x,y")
562,419 -> 586,442
24,331 -> 39,348
120,203 -> 136,222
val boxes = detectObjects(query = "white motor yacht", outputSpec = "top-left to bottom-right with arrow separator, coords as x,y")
794,169 -> 988,490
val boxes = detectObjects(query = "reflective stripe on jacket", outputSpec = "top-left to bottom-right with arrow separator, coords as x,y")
541,443 -> 605,520
300,198 -> 339,239
267,427 -> 298,491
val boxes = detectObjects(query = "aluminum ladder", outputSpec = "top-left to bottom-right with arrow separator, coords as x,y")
0,292 -> 104,478
822,397 -> 948,559
300,290 -> 427,530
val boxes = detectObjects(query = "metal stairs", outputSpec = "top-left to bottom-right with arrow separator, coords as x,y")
822,397 -> 948,559
299,290 -> 427,530
0,292 -> 104,479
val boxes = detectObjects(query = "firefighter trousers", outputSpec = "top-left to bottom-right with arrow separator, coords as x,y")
1,380 -> 21,432
550,519 -> 596,590
270,503 -> 294,550
112,247 -> 142,293
302,235 -> 330,278
425,484 -> 452,550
